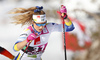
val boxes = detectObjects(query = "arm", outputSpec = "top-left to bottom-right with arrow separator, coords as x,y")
60,5 -> 75,32
47,22 -> 74,32
13,28 -> 36,51
14,40 -> 27,51
13,29 -> 30,51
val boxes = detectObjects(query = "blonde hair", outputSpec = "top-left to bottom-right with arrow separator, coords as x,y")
9,7 -> 45,26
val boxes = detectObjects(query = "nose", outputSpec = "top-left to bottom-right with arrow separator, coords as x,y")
39,26 -> 44,29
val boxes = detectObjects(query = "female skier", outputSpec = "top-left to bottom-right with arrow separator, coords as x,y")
10,5 -> 74,60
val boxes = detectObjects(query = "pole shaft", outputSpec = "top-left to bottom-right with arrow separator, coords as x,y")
63,18 -> 67,60
20,41 -> 32,60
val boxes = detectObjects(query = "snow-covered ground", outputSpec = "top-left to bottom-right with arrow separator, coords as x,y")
0,0 -> 99,60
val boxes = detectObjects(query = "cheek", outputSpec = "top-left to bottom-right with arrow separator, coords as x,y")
42,26 -> 45,29
34,24 -> 39,29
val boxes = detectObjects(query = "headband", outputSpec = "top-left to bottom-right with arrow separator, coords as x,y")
32,14 -> 47,23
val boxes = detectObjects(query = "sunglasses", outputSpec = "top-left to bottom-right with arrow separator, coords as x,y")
34,21 -> 47,27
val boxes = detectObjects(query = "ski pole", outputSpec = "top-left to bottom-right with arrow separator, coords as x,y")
57,5 -> 67,60
19,41 -> 32,60
62,13 -> 67,60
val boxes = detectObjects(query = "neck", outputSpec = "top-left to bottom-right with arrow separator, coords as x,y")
32,24 -> 41,35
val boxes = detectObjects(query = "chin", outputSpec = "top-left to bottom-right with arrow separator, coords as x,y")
38,30 -> 42,32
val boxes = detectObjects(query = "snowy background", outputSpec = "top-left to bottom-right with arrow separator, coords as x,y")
0,0 -> 100,60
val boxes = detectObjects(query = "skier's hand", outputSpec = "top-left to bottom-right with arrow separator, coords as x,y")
60,5 -> 67,14
60,5 -> 68,19
26,33 -> 36,42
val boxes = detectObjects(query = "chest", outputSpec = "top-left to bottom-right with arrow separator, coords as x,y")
29,33 -> 50,47
28,25 -> 51,46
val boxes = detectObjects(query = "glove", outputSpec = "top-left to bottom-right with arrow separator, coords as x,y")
26,33 -> 36,42
60,5 -> 67,19
60,5 -> 67,13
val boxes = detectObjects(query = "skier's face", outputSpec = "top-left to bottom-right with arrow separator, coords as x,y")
32,21 -> 47,32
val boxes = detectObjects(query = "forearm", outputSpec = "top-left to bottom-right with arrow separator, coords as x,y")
61,12 -> 72,26
61,13 -> 70,22
64,18 -> 75,32
15,40 -> 27,51
64,18 -> 72,26
14,32 -> 36,51
64,18 -> 70,22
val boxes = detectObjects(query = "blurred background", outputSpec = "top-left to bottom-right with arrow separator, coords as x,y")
0,0 -> 100,60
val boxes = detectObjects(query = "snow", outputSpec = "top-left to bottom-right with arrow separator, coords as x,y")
0,0 -> 99,60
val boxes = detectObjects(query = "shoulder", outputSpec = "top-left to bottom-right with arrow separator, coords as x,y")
20,26 -> 32,35
23,28 -> 30,32
46,23 -> 58,26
